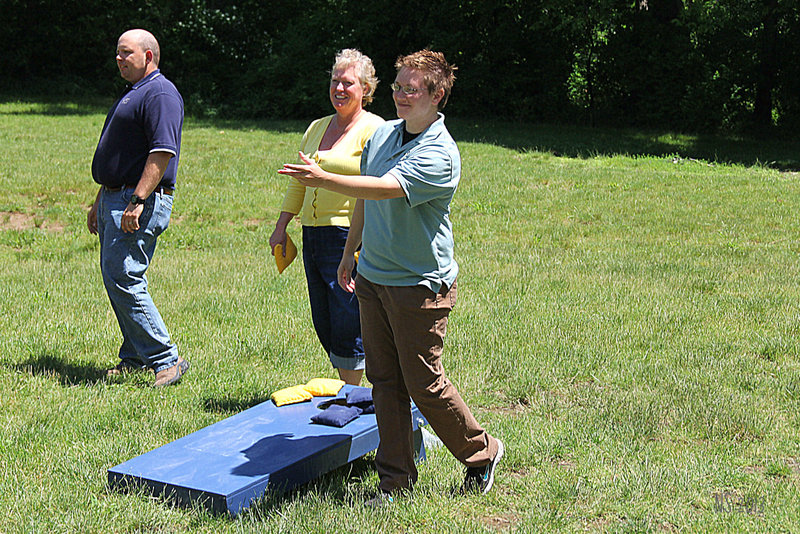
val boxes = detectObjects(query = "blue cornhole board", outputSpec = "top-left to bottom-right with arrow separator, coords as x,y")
108,385 -> 428,515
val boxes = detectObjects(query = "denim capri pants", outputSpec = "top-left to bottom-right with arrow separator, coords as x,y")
302,225 -> 365,370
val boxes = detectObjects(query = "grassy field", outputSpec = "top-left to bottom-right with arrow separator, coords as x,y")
1,96 -> 800,533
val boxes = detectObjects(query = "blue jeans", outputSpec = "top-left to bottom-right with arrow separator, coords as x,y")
98,186 -> 179,372
302,226 -> 364,370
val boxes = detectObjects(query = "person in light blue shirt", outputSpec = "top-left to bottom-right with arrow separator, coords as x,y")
279,49 -> 504,501
355,113 -> 460,292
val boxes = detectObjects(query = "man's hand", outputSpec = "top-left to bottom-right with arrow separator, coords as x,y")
121,151 -> 172,233
121,202 -> 144,233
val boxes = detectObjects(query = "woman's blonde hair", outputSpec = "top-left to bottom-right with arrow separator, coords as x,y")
332,48 -> 379,106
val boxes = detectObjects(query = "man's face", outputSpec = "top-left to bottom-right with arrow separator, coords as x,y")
116,33 -> 149,83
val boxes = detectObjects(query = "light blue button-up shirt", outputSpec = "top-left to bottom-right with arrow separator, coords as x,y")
358,114 -> 460,292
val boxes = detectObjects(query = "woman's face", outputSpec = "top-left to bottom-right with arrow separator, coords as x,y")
330,65 -> 364,117
392,67 -> 442,131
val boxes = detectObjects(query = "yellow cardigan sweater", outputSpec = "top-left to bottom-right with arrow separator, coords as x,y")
280,111 -> 384,227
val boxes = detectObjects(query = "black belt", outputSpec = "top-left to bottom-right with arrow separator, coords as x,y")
104,185 -> 173,196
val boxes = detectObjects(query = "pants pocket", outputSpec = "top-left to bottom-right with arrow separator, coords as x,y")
143,193 -> 172,237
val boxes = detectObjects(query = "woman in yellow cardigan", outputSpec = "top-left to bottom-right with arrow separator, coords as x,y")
270,49 -> 384,385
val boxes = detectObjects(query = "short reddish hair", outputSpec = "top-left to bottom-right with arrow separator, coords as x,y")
395,50 -> 457,110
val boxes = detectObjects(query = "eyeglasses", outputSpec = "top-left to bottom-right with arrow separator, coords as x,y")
391,82 -> 424,96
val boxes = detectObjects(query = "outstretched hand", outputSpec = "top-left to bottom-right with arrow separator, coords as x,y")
278,152 -> 327,186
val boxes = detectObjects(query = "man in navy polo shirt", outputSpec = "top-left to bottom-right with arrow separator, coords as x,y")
87,29 -> 189,387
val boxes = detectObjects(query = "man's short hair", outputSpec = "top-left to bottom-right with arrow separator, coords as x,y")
137,30 -> 161,67
395,50 -> 457,110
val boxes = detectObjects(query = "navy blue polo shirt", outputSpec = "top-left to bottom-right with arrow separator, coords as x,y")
92,69 -> 184,189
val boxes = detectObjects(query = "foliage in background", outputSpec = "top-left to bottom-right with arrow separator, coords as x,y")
3,0 -> 799,129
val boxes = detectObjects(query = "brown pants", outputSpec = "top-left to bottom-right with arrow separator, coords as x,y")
356,276 -> 500,493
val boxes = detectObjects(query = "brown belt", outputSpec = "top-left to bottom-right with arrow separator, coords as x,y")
103,185 -> 173,196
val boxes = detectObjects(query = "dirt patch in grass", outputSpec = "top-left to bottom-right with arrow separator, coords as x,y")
482,391 -> 531,416
743,464 -> 764,475
480,511 -> 520,531
657,520 -> 680,532
583,515 -> 678,532
0,211 -> 65,232
556,459 -> 576,470
786,457 -> 800,475
488,400 -> 529,416
583,514 -> 615,531
506,467 -> 531,480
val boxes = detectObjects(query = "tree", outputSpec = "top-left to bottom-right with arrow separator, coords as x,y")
2,0 -> 798,132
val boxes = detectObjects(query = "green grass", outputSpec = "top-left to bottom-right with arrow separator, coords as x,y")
1,97 -> 800,532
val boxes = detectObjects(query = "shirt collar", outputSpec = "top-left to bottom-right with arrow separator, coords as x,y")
394,113 -> 446,146
131,69 -> 162,90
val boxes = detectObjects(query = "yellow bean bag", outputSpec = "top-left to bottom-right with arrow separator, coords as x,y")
303,378 -> 345,397
273,234 -> 298,274
271,385 -> 313,406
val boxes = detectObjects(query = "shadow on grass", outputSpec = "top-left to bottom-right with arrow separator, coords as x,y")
246,455 -> 377,513
0,103 -> 109,116
5,93 -> 796,170
0,94 -> 113,116
448,119 -> 800,171
0,93 -> 309,133
184,116 -> 309,135
13,353 -> 106,386
202,394 -> 271,414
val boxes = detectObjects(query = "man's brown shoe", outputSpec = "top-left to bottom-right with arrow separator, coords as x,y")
153,357 -> 190,387
106,360 -> 144,377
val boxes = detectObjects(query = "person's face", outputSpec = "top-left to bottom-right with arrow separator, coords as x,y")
116,33 -> 150,83
392,67 -> 443,129
329,65 -> 365,117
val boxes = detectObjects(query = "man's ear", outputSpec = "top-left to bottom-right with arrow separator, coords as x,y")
145,49 -> 153,64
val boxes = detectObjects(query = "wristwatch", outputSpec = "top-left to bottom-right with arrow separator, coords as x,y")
129,194 -> 146,206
